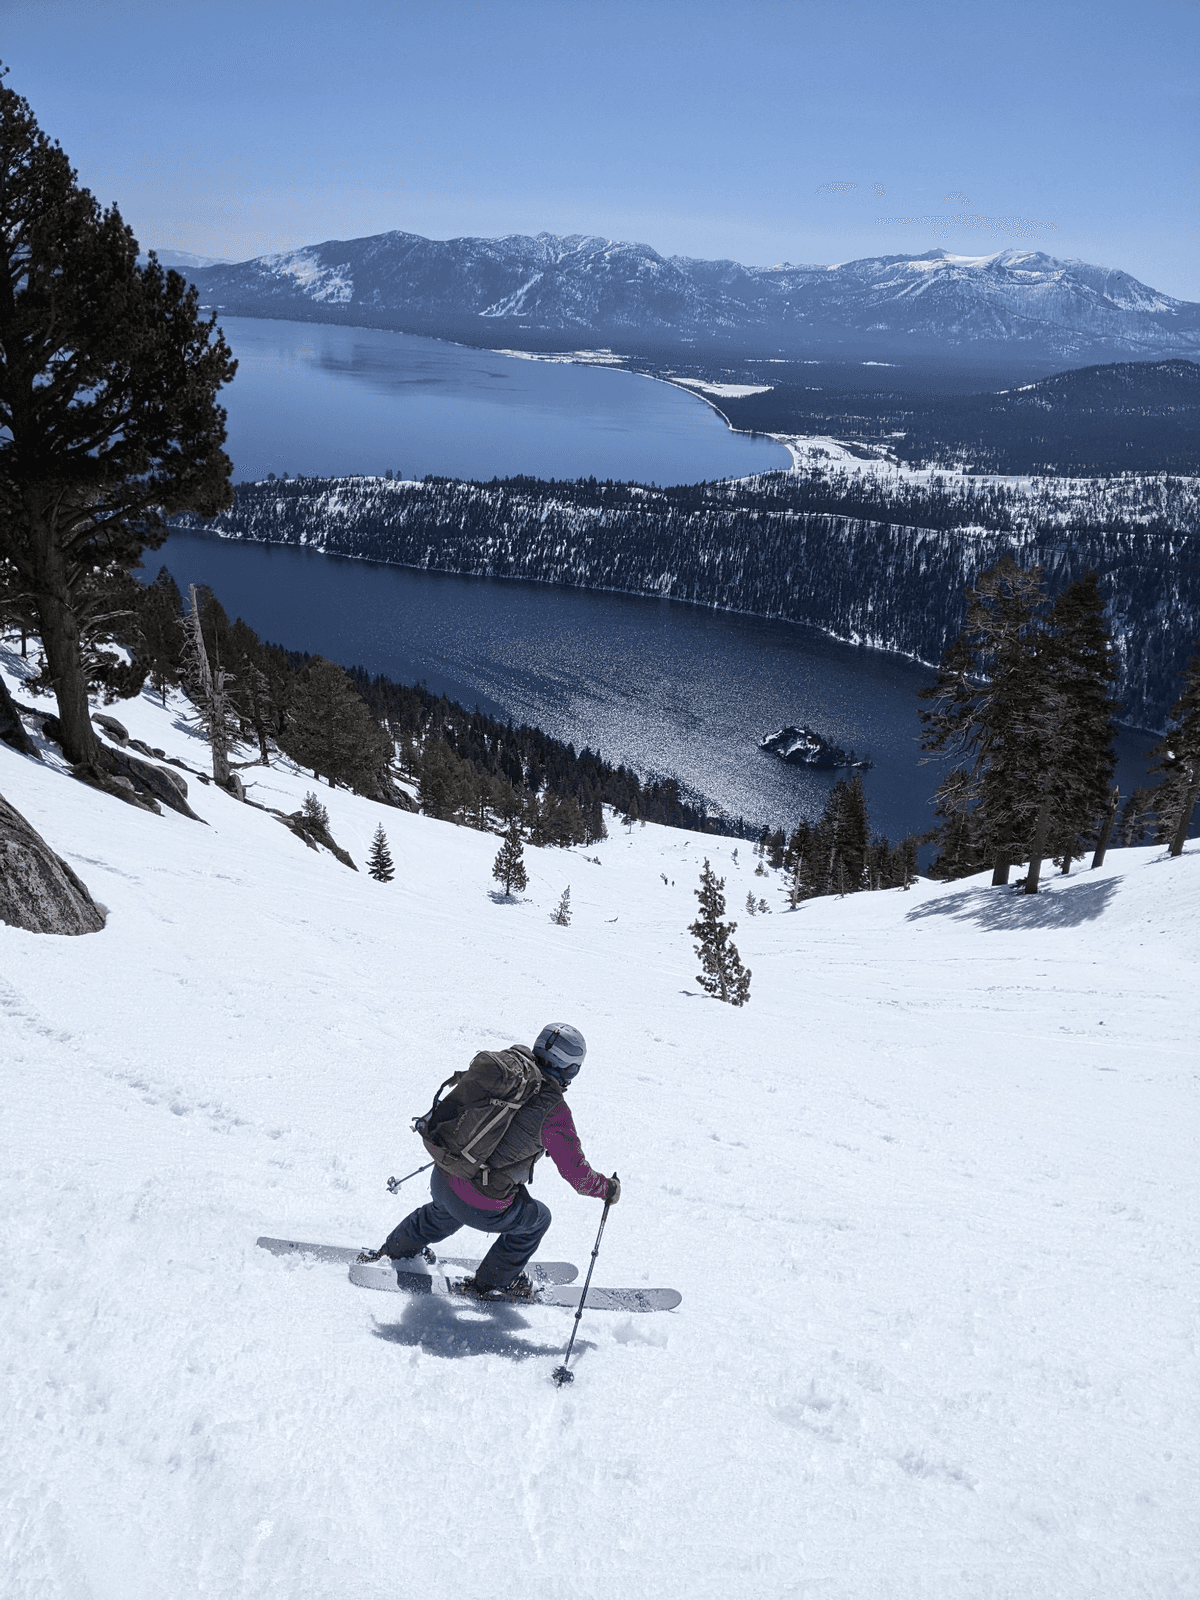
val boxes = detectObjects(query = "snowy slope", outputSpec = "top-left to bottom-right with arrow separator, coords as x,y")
2,654 -> 1198,1600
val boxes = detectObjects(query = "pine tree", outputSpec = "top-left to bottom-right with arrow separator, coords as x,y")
1118,787 -> 1156,847
0,73 -> 235,769
784,821 -> 811,907
260,642 -> 297,740
182,584 -> 239,787
368,824 -> 394,882
280,656 -> 394,797
920,558 -> 1049,886
418,737 -> 470,821
135,567 -> 185,704
898,835 -> 920,889
689,859 -> 751,1006
1148,646 -> 1200,856
829,774 -> 870,891
551,885 -> 571,925
227,618 -> 275,764
745,889 -> 757,916
926,768 -> 986,880
492,817 -> 527,897
301,791 -> 329,828
919,557 -> 1115,892
1026,572 -> 1119,890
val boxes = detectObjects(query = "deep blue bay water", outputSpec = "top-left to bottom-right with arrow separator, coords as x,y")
213,317 -> 790,484
157,317 -> 1155,843
153,529 -> 1157,845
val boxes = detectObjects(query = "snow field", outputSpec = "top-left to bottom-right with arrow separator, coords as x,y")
2,656 -> 1198,1599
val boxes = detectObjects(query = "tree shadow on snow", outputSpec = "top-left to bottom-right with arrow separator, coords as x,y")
906,875 -> 1119,932
0,644 -> 39,682
370,1295 -> 593,1363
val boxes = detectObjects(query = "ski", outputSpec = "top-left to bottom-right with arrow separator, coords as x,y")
348,1259 -> 578,1296
538,1285 -> 681,1313
257,1236 -> 577,1281
348,1260 -> 680,1311
258,1237 -> 366,1265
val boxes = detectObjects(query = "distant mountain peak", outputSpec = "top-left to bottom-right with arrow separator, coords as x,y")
182,229 -> 1200,368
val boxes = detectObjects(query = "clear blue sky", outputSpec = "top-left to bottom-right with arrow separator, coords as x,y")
3,0 -> 1198,297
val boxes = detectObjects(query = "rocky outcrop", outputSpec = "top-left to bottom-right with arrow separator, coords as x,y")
0,792 -> 106,935
96,744 -> 204,820
92,712 -> 130,745
30,712 -> 204,821
279,810 -> 357,870
759,726 -> 872,770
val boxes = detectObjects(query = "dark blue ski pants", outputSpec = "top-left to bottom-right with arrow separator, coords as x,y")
383,1168 -> 551,1290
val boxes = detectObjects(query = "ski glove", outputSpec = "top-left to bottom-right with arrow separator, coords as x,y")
605,1174 -> 621,1206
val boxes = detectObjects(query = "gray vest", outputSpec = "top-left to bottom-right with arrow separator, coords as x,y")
476,1079 -> 565,1199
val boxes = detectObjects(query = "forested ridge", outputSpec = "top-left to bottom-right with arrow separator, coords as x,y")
720,359 -> 1200,475
172,468 -> 1200,729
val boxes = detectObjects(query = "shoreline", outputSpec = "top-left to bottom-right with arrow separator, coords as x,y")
166,521 -> 1163,740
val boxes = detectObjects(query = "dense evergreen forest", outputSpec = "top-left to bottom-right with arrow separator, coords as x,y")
321,655 -> 751,839
174,467 -> 1200,728
718,359 -> 1200,475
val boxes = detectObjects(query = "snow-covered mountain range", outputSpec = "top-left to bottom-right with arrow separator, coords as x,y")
183,232 -> 1200,366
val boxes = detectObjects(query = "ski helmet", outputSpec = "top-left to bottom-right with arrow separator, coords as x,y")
533,1023 -> 587,1083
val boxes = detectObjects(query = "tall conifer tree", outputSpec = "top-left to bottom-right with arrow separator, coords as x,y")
0,71 -> 235,769
920,558 -> 1048,886
281,657 -> 394,796
1149,647 -> 1200,856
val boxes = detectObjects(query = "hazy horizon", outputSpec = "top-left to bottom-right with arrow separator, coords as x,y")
4,0 -> 1198,299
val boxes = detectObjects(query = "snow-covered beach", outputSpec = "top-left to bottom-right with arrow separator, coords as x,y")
2,656 -> 1197,1599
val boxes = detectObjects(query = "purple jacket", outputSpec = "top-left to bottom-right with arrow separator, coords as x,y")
447,1099 -> 609,1212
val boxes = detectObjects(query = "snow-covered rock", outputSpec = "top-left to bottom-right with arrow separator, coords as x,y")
759,724 -> 870,770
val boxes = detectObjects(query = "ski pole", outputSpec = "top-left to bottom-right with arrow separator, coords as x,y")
355,1163 -> 439,1263
386,1162 -> 433,1194
552,1174 -> 616,1387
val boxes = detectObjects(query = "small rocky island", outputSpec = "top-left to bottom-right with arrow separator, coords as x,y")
758,726 -> 872,771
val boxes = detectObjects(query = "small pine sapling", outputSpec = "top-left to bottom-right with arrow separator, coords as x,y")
368,824 -> 394,883
551,885 -> 571,926
757,897 -> 769,914
492,817 -> 528,897
745,889 -> 757,916
301,791 -> 330,828
689,859 -> 751,1007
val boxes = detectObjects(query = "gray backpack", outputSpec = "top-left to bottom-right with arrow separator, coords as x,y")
413,1046 -> 544,1189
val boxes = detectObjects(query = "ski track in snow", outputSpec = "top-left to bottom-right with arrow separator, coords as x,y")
2,659 -> 1198,1599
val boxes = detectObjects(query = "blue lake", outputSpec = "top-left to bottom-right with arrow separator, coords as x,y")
153,529 -> 1158,845
212,317 -> 790,485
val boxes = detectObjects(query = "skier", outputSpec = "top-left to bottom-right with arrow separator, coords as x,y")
376,1024 -> 619,1299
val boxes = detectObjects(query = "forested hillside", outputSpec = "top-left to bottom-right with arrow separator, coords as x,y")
720,359 -> 1200,475
173,470 -> 1200,729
